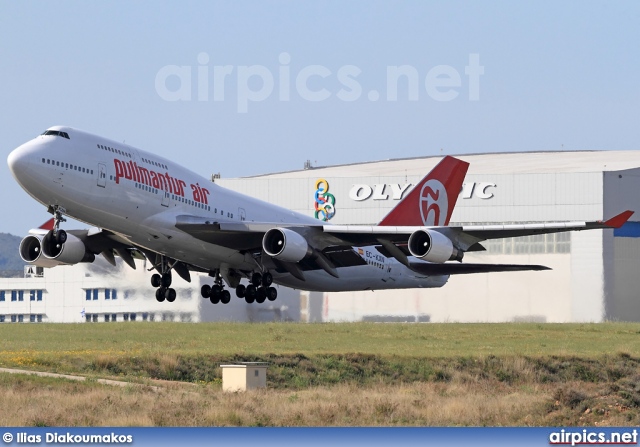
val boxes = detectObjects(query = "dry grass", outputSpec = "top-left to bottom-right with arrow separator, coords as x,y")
1,367 -> 638,427
0,373 -> 548,426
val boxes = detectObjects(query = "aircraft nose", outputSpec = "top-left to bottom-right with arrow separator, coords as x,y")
7,142 -> 34,183
8,144 -> 28,175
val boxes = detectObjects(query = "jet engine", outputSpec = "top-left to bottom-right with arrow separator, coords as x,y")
19,235 -> 64,268
41,230 -> 95,265
407,229 -> 462,263
263,228 -> 311,262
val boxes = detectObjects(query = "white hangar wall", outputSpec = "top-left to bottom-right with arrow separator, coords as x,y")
217,151 -> 640,323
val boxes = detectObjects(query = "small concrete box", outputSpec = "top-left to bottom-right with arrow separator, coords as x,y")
220,362 -> 269,392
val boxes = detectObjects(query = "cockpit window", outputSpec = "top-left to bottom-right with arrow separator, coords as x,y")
41,130 -> 70,139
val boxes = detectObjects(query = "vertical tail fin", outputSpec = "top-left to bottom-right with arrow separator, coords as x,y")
39,218 -> 55,230
378,156 -> 469,227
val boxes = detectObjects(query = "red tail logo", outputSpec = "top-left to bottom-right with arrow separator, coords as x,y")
379,156 -> 468,227
420,180 -> 447,226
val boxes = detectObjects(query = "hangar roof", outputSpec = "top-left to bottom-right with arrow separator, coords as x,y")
238,150 -> 640,179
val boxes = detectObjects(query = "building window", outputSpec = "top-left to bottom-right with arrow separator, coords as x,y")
18,315 -> 23,323
0,315 -> 4,323
130,313 -> 136,321
30,315 -> 35,323
11,291 -> 16,302
111,289 -> 117,300
142,313 -> 148,321
0,291 -> 4,302
11,315 -> 16,323
18,291 -> 23,301
93,289 -> 98,300
86,314 -> 91,322
105,288 -> 110,300
104,314 -> 110,322
85,290 -> 91,301
112,314 -> 117,322
30,290 -> 36,301
37,315 -> 42,323
123,314 -> 129,321
37,290 -> 43,301
92,314 -> 97,322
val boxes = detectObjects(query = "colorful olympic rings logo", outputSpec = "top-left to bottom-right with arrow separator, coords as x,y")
314,178 -> 336,221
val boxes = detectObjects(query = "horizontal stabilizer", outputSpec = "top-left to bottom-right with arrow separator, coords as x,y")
408,262 -> 550,276
603,210 -> 634,229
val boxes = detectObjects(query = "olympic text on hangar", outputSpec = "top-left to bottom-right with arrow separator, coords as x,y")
348,182 -> 496,202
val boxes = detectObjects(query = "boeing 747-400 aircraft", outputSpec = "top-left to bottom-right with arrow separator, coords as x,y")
7,126 -> 633,304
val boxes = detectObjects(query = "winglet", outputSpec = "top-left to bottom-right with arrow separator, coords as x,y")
38,218 -> 55,231
378,156 -> 469,227
603,210 -> 634,229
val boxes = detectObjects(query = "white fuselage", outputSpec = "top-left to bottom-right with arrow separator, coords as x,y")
8,127 -> 448,292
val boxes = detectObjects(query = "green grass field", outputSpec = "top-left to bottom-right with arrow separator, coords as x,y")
1,322 -> 639,426
1,322 -> 639,359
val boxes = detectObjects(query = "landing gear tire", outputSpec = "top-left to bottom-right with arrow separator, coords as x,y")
151,274 -> 162,288
56,230 -> 67,244
245,285 -> 257,303
165,288 -> 176,302
161,273 -> 172,288
256,287 -> 267,304
261,272 -> 273,287
211,284 -> 222,295
266,286 -> 277,301
251,272 -> 262,287
201,284 -> 211,298
221,290 -> 231,304
210,292 -> 220,304
235,284 -> 246,298
156,287 -> 166,302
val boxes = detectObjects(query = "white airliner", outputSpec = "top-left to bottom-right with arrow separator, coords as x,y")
7,126 -> 633,305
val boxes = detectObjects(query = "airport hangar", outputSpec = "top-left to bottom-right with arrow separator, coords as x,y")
217,150 -> 640,323
1,150 -> 639,324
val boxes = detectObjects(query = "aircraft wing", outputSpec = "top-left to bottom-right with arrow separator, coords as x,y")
407,262 -> 550,275
66,228 -> 198,282
323,210 -> 634,251
175,210 -> 633,278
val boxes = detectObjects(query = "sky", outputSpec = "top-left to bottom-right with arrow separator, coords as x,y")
1,1 -> 639,236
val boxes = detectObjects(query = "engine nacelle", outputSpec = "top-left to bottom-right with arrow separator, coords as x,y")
263,228 -> 311,262
19,235 -> 64,268
41,231 -> 94,265
407,229 -> 460,263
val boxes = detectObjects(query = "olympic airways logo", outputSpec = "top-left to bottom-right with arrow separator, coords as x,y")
314,178 -> 336,221
420,179 -> 448,226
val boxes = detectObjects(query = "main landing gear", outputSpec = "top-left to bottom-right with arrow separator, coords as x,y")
236,272 -> 278,304
200,271 -> 231,305
200,271 -> 278,305
151,257 -> 176,303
